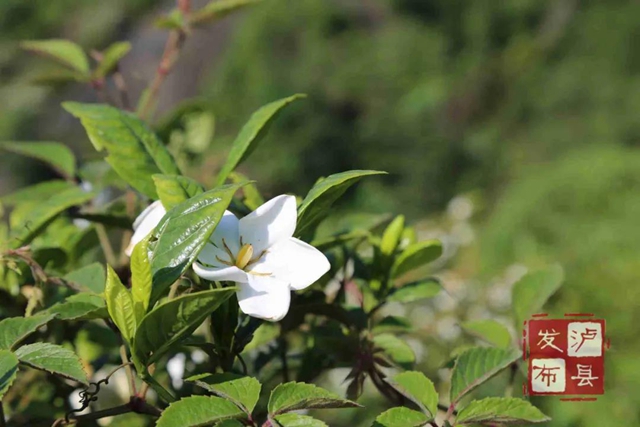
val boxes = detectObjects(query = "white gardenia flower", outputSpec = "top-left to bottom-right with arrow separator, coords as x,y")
192,195 -> 330,322
126,195 -> 331,322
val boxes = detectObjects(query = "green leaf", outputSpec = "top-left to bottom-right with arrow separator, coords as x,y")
215,94 -> 306,186
228,172 -> 264,210
15,342 -> 88,385
387,278 -> 441,303
105,265 -> 136,344
42,293 -> 107,321
216,421 -> 245,427
186,373 -> 261,413
296,170 -> 387,237
63,102 -> 181,199
0,141 -> 76,178
391,240 -> 442,278
380,215 -> 405,258
268,382 -> 360,415
456,397 -> 550,425
153,174 -> 204,210
372,334 -> 415,369
156,395 -> 244,427
9,186 -> 95,247
149,183 -> 244,303
0,350 -> 19,399
275,413 -> 328,427
461,320 -> 512,348
390,371 -> 438,419
372,407 -> 429,427
1,180 -> 74,206
512,265 -> 564,328
0,314 -> 57,351
133,288 -> 236,365
94,42 -> 131,78
21,39 -> 89,76
449,347 -> 520,406
371,316 -> 413,334
191,0 -> 263,26
64,263 -> 106,293
131,235 -> 152,323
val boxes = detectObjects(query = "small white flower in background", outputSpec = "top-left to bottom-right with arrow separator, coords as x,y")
125,200 -> 166,256
193,195 -> 330,322
126,195 -> 331,322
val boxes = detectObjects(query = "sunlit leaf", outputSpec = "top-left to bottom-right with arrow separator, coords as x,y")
152,174 -> 204,210
512,265 -> 564,329
131,235 -> 152,323
42,293 -> 107,321
268,382 -> 360,415
389,371 -> 438,419
456,397 -> 550,425
391,240 -> 442,279
275,413 -> 328,427
387,278 -> 441,303
0,314 -> 56,351
94,42 -> 131,78
186,373 -> 261,413
372,334 -> 415,369
372,407 -> 429,427
156,395 -> 244,427
15,342 -> 88,385
0,141 -> 75,178
105,265 -> 136,344
21,39 -> 90,76
461,320 -> 512,348
191,0 -> 264,26
0,350 -> 19,399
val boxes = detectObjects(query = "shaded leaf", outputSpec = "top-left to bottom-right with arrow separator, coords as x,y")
229,171 -> 264,210
275,413 -> 328,427
105,265 -> 136,344
372,334 -> 415,369
156,395 -> 244,427
21,39 -> 89,76
0,350 -> 19,399
64,263 -> 105,293
387,278 -> 441,303
153,174 -> 204,210
42,293 -> 107,321
0,141 -> 75,178
461,320 -> 512,348
0,314 -> 57,351
512,265 -> 564,329
372,407 -> 429,427
391,240 -> 442,278
268,382 -> 360,415
191,0 -> 263,25
456,397 -> 550,425
186,373 -> 261,413
389,371 -> 438,419
94,42 -> 131,78
15,342 -> 88,385
63,102 -> 181,198
0,180 -> 74,206
372,316 -> 413,334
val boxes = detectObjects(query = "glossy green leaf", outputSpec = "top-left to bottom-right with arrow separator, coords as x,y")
157,395 -> 244,427
134,288 -> 236,365
63,102 -> 181,198
191,0 -> 263,25
296,170 -> 386,237
94,42 -> 131,78
153,174 -> 204,210
21,39 -> 89,75
391,240 -> 442,278
105,265 -> 136,344
372,334 -> 415,369
389,371 -> 438,419
275,413 -> 328,427
0,314 -> 56,351
186,373 -> 261,413
131,234 -> 152,323
42,293 -> 107,321
148,183 -> 244,303
372,407 -> 429,427
461,320 -> 512,348
0,350 -> 19,399
450,347 -> 520,405
456,397 -> 550,425
216,94 -> 306,186
9,186 -> 95,248
512,265 -> 564,329
0,141 -> 75,178
0,180 -> 75,206
15,342 -> 88,385
268,382 -> 360,415
64,263 -> 106,293
387,278 -> 441,303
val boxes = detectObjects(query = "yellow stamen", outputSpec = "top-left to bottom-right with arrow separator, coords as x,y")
235,244 -> 254,269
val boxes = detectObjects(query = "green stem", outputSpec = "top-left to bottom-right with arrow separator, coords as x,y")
143,371 -> 176,403
120,344 -> 137,396
96,224 -> 117,266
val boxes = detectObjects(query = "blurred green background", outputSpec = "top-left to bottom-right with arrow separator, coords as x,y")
1,0 -> 638,425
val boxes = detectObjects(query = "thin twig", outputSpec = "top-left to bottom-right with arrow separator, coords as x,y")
4,248 -> 83,292
119,345 -> 137,397
95,224 -> 117,266
113,67 -> 131,111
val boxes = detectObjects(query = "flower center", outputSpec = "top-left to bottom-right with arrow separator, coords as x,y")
235,244 -> 254,269
215,238 -> 268,273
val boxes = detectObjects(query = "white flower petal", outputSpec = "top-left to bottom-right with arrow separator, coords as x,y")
239,195 -> 297,253
250,238 -> 331,290
192,262 -> 249,283
237,275 -> 291,321
210,210 -> 241,254
126,201 -> 166,256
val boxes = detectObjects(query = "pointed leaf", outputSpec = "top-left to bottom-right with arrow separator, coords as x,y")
389,371 -> 438,419
0,350 -> 19,399
153,174 -> 204,210
387,278 -> 441,303
134,288 -> 236,365
191,0 -> 263,25
461,320 -> 512,348
216,94 -> 306,186
372,334 -> 415,369
380,215 -> 405,258
63,102 -> 181,198
372,407 -> 429,427
42,293 -> 107,321
186,373 -> 261,413
148,183 -> 245,303
21,39 -> 89,75
15,342 -> 88,385
275,413 -> 328,427
105,265 -> 136,344
450,347 -> 520,405
131,234 -> 152,323
456,397 -> 550,425
296,170 -> 387,237
1,180 -> 74,206
268,382 -> 360,415
391,240 -> 442,278
0,141 -> 75,178
512,265 -> 564,329
0,314 -> 57,351
94,42 -> 132,78
64,263 -> 105,293
371,316 -> 412,334
157,395 -> 244,427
